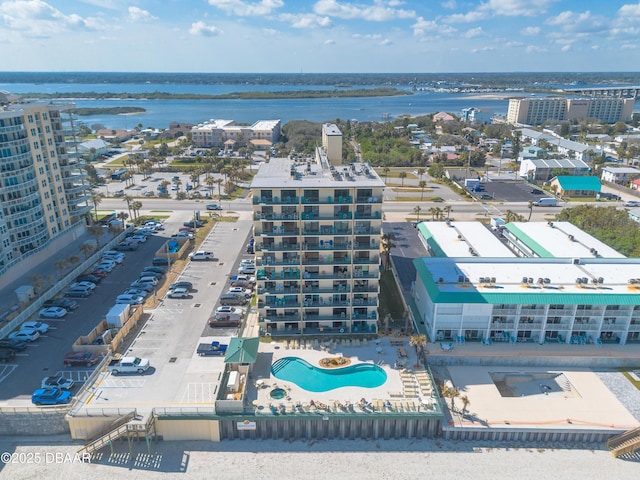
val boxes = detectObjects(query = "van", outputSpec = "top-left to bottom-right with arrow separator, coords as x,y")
220,293 -> 247,306
533,198 -> 557,207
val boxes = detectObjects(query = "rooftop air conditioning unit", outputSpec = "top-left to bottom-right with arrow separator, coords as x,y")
568,235 -> 575,241
522,276 -> 529,284
490,277 -> 496,284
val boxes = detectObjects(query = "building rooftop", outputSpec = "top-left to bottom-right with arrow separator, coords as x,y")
417,222 -> 515,258
251,158 -> 385,189
323,123 -> 342,136
414,256 -> 640,304
555,176 -> 601,191
602,167 -> 640,174
504,221 -> 624,259
522,157 -> 589,169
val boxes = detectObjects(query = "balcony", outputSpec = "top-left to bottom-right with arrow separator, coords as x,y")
258,286 -> 300,295
353,270 -> 377,279
0,150 -> 31,165
354,211 -> 382,220
254,213 -> 298,221
254,196 -> 300,205
261,313 -> 300,323
259,227 -> 300,237
355,196 -> 382,204
0,124 -> 26,134
259,256 -> 300,267
302,256 -> 351,266
353,285 -> 378,293
300,196 -> 339,204
261,299 -> 301,308
257,269 -> 301,281
354,256 -> 379,265
302,285 -> 350,294
303,241 -> 351,251
352,298 -> 378,306
256,243 -> 300,252
68,204 -> 93,216
354,227 -> 380,235
303,271 -> 351,280
302,227 -> 352,236
354,241 -> 378,250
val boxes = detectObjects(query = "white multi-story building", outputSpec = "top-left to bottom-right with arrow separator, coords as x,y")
507,97 -> 634,125
322,123 -> 343,166
0,99 -> 91,273
413,222 -> 640,345
250,149 -> 385,337
191,119 -> 280,149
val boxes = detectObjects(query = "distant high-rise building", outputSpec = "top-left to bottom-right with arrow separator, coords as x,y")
322,123 -> 343,165
507,97 -> 634,125
0,98 -> 91,273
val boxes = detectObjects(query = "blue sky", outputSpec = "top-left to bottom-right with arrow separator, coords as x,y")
0,0 -> 639,72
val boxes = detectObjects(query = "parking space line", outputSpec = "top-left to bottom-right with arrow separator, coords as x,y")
0,365 -> 18,384
181,383 -> 218,403
100,378 -> 146,388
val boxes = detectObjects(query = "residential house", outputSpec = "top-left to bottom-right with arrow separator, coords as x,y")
550,176 -> 601,197
600,167 -> 640,185
519,158 -> 590,181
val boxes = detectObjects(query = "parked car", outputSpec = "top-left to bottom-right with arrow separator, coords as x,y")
183,220 -> 205,228
38,307 -> 68,319
115,294 -> 145,305
189,251 -> 214,261
123,288 -> 150,299
63,351 -> 99,367
129,281 -> 154,291
139,270 -> 163,279
238,264 -> 256,275
64,288 -> 91,298
21,321 -> 49,334
219,293 -> 247,306
69,281 -> 96,291
0,348 -> 16,362
65,284 -> 93,295
89,268 -> 110,277
600,192 -> 621,201
171,232 -> 194,240
0,338 -> 28,351
227,287 -> 253,298
41,376 -> 74,390
624,201 -> 640,207
42,298 -> 78,310
137,276 -> 158,286
127,234 -> 147,244
152,257 -> 169,266
114,242 -> 138,251
31,387 -> 72,406
9,330 -> 40,342
214,306 -> 244,321
76,274 -> 101,284
95,261 -> 115,272
143,266 -> 167,274
169,281 -> 193,291
206,203 -> 222,211
240,259 -> 255,266
531,188 -> 544,194
167,287 -> 190,299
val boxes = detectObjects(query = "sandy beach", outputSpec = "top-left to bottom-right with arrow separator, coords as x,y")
0,435 -> 637,480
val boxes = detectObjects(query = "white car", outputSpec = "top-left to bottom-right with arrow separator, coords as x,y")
129,234 -> 147,243
129,281 -> 154,291
115,294 -> 145,305
9,330 -> 40,342
238,264 -> 256,274
137,276 -> 158,286
102,252 -> 124,263
95,261 -> 114,272
69,281 -> 96,291
167,287 -> 190,299
173,232 -> 194,239
240,259 -> 255,266
21,321 -> 50,334
624,201 -> 640,208
123,288 -> 149,298
189,251 -> 214,261
227,287 -> 253,298
41,376 -> 74,390
38,307 -> 68,319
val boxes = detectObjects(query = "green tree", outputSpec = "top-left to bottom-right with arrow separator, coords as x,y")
398,171 -> 407,186
380,232 -> 396,271
414,205 -> 422,222
419,180 -> 427,201
90,191 -> 103,222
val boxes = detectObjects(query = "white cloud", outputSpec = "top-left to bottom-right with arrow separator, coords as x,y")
128,7 -> 157,22
0,0 -> 101,37
471,46 -> 495,53
464,27 -> 484,38
313,0 -> 415,22
521,26 -> 540,36
411,17 -> 456,37
525,44 -> 547,53
618,3 -> 640,18
207,0 -> 284,16
444,0 -> 557,24
279,13 -> 332,28
443,11 -> 487,24
323,38 -> 335,45
189,21 -> 223,36
352,33 -> 382,40
441,0 -> 456,9
379,38 -> 392,45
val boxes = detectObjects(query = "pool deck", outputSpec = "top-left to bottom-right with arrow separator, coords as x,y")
247,337 -> 440,416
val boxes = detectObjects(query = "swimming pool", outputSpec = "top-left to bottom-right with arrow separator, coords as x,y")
271,357 -> 387,392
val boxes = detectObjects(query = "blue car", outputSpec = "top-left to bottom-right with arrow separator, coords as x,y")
31,387 -> 72,406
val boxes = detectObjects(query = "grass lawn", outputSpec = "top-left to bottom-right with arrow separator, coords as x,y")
378,270 -> 406,322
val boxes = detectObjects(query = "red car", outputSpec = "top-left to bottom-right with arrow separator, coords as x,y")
64,351 -> 99,367
89,269 -> 109,278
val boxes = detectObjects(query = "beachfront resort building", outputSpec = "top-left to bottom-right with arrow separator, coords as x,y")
191,119 -> 281,149
413,221 -> 640,346
507,97 -> 635,125
250,146 -> 385,336
0,97 -> 91,276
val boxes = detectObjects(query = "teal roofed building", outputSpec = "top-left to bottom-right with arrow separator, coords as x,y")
550,175 -> 601,197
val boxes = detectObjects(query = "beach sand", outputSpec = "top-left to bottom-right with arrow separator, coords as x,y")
0,436 -> 637,480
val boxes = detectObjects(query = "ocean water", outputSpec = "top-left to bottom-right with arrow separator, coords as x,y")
1,79 -> 637,130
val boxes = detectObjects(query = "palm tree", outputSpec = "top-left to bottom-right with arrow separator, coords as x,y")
417,167 -> 426,181
428,206 -> 438,221
215,178 -> 224,199
382,166 -> 390,183
527,200 -> 534,221
409,334 -> 427,366
444,205 -> 452,221
87,225 -> 104,247
460,395 -> 470,415
398,171 -> 407,187
380,232 -> 396,271
122,195 -> 133,220
419,180 -> 427,201
131,201 -> 143,221
90,191 -> 103,222
414,205 -> 422,222
441,383 -> 460,411
205,176 -> 216,197
505,210 -> 518,223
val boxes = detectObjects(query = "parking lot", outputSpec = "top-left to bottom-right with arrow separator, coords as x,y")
0,211 -> 254,409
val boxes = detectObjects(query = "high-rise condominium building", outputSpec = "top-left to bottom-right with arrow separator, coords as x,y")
250,146 -> 385,336
0,98 -> 91,273
507,97 -> 635,125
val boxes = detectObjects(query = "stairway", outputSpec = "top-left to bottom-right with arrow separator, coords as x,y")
77,411 -> 155,457
606,425 -> 640,458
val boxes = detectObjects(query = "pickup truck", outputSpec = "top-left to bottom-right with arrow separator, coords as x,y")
197,341 -> 228,356
108,356 -> 150,374
189,250 -> 214,261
